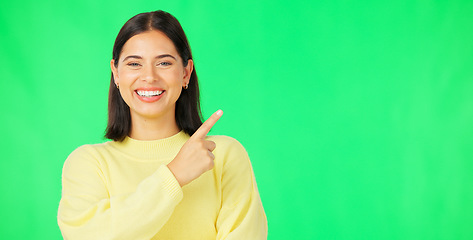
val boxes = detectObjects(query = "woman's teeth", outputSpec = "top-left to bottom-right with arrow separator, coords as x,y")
136,90 -> 163,97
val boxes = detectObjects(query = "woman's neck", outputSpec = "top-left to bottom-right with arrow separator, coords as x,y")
129,111 -> 180,141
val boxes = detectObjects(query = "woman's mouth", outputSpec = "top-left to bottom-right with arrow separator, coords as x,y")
136,90 -> 164,97
134,89 -> 165,103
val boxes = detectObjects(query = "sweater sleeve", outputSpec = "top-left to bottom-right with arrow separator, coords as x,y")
57,145 -> 183,240
215,138 -> 268,240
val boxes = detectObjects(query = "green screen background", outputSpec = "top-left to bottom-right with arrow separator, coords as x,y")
1,0 -> 472,239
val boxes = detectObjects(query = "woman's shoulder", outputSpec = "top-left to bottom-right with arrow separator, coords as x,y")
206,135 -> 249,156
64,142 -> 113,166
207,135 -> 243,147
68,141 -> 112,157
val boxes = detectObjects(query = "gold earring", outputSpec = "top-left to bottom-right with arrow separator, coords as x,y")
116,84 -> 119,89
183,83 -> 189,89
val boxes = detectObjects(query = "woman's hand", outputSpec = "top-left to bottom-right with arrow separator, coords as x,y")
167,110 -> 223,187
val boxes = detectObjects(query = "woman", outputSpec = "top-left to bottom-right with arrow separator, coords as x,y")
57,10 -> 267,239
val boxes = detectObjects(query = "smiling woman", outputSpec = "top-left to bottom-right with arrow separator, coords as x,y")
57,10 -> 267,239
110,30 -> 194,140
105,11 -> 202,142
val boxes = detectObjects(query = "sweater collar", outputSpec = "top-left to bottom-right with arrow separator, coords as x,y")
110,131 -> 190,161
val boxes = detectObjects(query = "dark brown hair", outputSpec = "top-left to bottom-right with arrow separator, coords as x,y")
105,10 -> 203,141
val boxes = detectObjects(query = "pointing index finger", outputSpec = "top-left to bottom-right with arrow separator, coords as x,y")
192,110 -> 223,139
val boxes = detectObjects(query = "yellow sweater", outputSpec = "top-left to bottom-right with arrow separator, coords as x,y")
57,131 -> 267,239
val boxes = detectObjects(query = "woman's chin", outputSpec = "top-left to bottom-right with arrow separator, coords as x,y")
130,106 -> 175,121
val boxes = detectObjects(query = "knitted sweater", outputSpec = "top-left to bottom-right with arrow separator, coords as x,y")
57,131 -> 267,239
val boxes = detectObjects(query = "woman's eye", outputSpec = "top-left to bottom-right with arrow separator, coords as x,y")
127,62 -> 141,67
158,62 -> 172,66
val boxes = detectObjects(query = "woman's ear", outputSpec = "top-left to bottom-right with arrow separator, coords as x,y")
183,59 -> 194,85
110,59 -> 119,85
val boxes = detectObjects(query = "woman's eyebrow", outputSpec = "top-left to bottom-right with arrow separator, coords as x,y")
122,54 -> 176,62
122,55 -> 142,62
155,54 -> 176,60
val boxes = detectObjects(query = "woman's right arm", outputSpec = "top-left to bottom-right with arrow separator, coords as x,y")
57,145 -> 183,240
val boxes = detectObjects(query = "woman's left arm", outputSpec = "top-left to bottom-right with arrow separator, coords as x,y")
215,138 -> 268,240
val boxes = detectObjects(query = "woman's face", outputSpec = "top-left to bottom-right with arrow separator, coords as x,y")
111,30 -> 193,121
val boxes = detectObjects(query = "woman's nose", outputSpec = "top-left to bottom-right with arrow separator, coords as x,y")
141,64 -> 158,83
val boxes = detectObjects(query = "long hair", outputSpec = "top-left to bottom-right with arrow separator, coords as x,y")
105,11 -> 203,141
